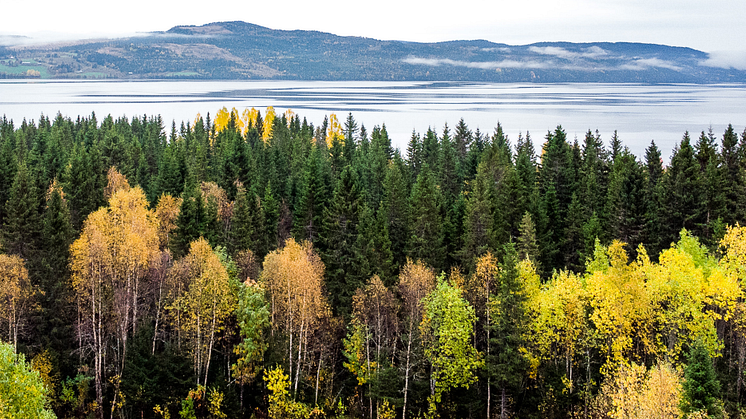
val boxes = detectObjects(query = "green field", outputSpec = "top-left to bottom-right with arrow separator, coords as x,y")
0,63 -> 50,78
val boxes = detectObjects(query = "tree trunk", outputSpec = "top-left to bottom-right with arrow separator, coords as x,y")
500,387 -> 506,419
402,321 -> 414,419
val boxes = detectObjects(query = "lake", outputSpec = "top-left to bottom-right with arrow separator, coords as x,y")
1,80 -> 745,158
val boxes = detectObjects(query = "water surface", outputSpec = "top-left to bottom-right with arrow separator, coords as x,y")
1,80 -> 745,157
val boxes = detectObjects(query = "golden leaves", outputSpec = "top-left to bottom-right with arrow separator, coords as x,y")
155,194 -> 182,250
326,113 -> 344,149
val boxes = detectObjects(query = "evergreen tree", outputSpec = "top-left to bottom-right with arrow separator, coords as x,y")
516,212 -> 540,267
170,183 -> 207,258
358,204 -> 395,285
681,340 -> 722,417
292,145 -> 329,244
406,130 -> 423,182
230,184 -> 256,255
720,124 -> 744,225
38,182 -> 76,365
382,159 -> 410,271
604,150 -> 646,251
453,118 -> 472,167
564,192 -> 585,271
343,112 -> 358,166
488,244 -> 530,418
694,129 -> 725,243
643,140 -> 666,258
4,160 -> 42,259
407,165 -> 445,272
322,166 -> 367,318
460,160 -> 494,269
663,133 -> 700,248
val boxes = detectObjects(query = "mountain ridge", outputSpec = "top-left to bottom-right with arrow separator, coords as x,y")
0,21 -> 743,82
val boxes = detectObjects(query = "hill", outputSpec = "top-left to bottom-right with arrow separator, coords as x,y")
1,21 -> 744,82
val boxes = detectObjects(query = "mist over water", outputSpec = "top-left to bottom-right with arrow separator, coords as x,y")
1,80 -> 745,158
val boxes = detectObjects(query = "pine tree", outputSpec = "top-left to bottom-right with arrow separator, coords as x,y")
170,184 -> 207,258
489,244 -> 530,419
694,129 -> 725,243
720,124 -> 744,225
643,140 -> 665,258
292,145 -> 329,244
322,166 -> 366,318
407,165 -> 445,272
604,150 -> 646,251
516,212 -> 540,267
230,184 -> 256,255
663,133 -> 700,248
382,159 -> 409,271
4,160 -> 42,259
358,204 -> 395,285
38,181 -> 75,358
460,160 -> 495,269
680,340 -> 722,417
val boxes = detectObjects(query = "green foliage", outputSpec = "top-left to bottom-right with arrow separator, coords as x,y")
0,341 -> 56,419
681,339 -> 722,418
264,366 -> 311,419
421,275 -> 482,416
233,281 -> 270,386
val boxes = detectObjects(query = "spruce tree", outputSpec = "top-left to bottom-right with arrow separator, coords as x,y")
681,339 -> 722,417
39,183 -> 76,360
322,166 -> 366,318
720,124 -> 744,225
230,185 -> 255,255
460,160 -> 495,269
4,160 -> 42,259
292,145 -> 329,244
170,184 -> 207,258
663,133 -> 700,248
643,140 -> 665,258
407,165 -> 445,272
382,158 -> 410,271
516,212 -> 540,268
489,243 -> 529,419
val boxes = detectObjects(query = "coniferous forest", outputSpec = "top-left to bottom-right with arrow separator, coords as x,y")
2,106 -> 746,419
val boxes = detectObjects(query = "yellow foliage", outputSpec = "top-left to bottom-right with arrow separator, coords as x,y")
264,366 -> 310,419
155,194 -> 182,250
213,107 -> 231,133
535,269 -> 588,388
262,238 -> 328,335
31,350 -> 56,398
643,232 -> 737,362
586,241 -> 655,375
0,254 -> 33,351
326,113 -> 344,148
200,182 -> 232,222
103,166 -> 130,200
174,238 -> 236,383
595,363 -> 681,419
263,106 -> 276,142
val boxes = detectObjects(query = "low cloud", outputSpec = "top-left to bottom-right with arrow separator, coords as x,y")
481,47 -> 511,53
402,56 -> 554,69
700,50 -> 746,70
528,45 -> 609,60
618,58 -> 681,71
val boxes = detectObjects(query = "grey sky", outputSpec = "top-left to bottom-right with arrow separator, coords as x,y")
1,0 -> 744,65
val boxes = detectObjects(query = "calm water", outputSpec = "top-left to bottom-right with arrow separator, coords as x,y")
1,79 -> 745,158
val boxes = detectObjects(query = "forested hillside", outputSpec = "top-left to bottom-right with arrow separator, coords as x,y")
3,21 -> 746,82
1,108 -> 746,418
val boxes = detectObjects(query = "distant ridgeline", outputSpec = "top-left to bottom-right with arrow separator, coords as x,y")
2,108 -> 746,418
1,21 -> 746,82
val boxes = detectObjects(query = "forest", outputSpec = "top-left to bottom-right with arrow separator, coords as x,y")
0,106 -> 745,419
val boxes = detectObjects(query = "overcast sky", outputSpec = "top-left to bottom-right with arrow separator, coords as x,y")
2,0 -> 744,58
